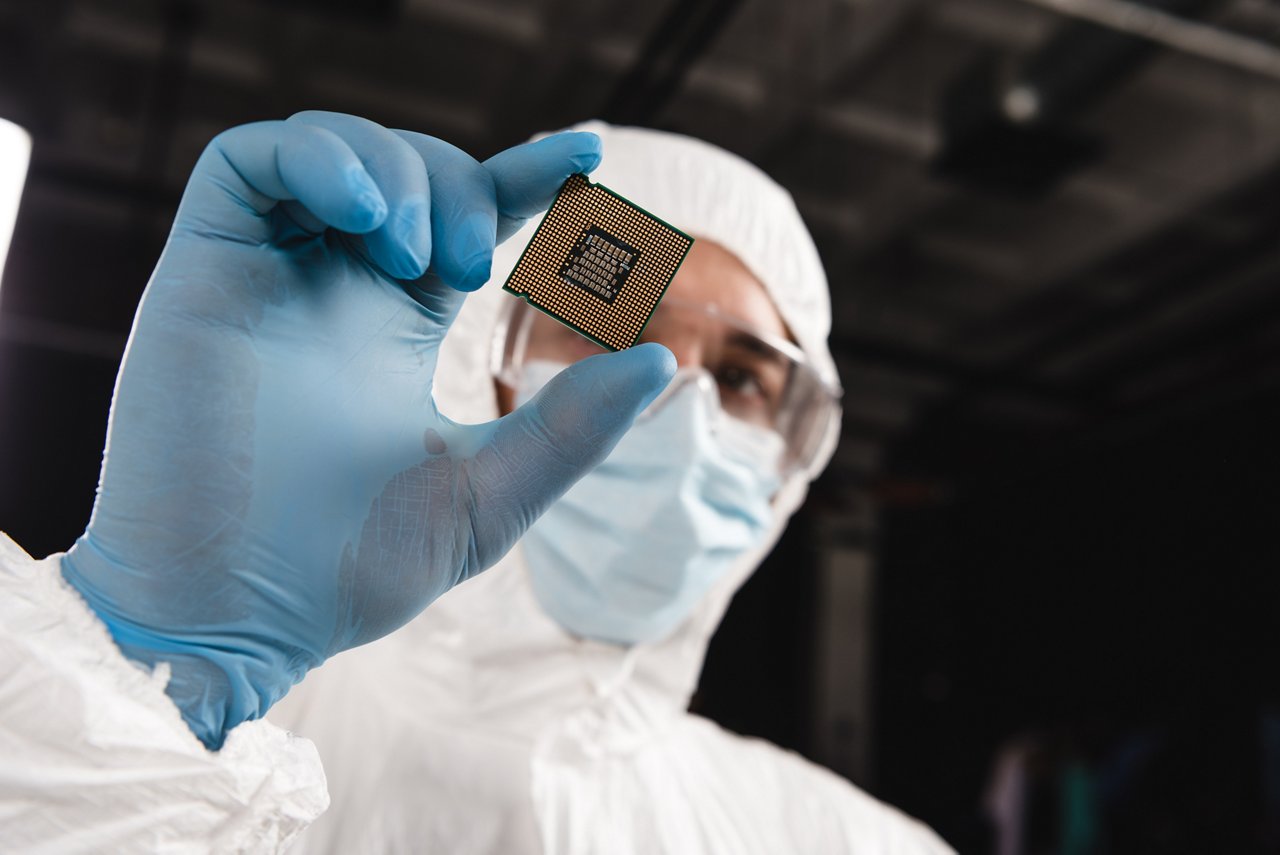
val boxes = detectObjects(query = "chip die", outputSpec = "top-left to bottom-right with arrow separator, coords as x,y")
503,174 -> 694,351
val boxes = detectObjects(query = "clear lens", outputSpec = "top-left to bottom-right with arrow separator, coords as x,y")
491,297 -> 841,476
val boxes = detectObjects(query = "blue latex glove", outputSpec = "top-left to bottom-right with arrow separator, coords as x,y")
60,112 -> 675,749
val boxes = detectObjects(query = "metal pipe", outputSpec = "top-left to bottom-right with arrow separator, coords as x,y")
1015,0 -> 1280,80
600,0 -> 748,125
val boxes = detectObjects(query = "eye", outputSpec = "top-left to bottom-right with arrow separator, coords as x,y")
717,364 -> 765,398
714,362 -> 780,428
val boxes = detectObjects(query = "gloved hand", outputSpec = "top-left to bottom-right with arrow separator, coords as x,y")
60,111 -> 675,749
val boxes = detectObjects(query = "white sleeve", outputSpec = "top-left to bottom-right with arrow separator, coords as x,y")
0,532 -> 330,854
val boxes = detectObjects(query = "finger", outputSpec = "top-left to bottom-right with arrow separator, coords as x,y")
391,130 -> 497,294
483,131 -> 602,244
201,120 -> 389,236
277,200 -> 327,235
465,342 -> 677,571
288,111 -> 432,281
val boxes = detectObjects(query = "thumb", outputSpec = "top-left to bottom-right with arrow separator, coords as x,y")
466,342 -> 676,569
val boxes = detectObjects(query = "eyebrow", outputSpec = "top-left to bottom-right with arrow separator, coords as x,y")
725,331 -> 789,371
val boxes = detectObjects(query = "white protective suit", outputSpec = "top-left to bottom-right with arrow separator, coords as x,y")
271,123 -> 953,854
0,533 -> 328,852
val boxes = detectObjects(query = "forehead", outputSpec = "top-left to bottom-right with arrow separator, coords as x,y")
670,238 -> 788,340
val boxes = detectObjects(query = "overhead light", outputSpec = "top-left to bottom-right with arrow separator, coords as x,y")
1002,85 -> 1042,124
0,117 -> 32,303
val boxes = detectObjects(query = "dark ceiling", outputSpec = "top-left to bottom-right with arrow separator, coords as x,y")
3,0 -> 1279,491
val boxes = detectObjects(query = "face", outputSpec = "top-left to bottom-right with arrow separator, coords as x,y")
496,238 -> 790,418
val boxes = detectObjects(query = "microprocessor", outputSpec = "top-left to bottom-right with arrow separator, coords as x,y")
503,174 -> 694,351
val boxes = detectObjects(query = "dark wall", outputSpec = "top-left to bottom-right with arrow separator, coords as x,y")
876,385 -> 1280,852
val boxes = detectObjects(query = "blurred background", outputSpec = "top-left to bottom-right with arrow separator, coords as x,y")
1,0 -> 1278,851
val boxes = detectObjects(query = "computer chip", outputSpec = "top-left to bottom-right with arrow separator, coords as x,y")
503,174 -> 694,351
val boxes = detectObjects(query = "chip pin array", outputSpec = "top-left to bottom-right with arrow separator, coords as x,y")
503,174 -> 695,351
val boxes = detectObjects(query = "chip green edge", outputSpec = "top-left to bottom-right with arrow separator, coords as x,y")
501,173 -> 696,352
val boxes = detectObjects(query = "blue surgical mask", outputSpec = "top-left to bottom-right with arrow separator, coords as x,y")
515,360 -> 782,645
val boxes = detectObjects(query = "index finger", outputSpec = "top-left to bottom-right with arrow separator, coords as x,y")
178,120 -> 389,242
483,132 -> 603,244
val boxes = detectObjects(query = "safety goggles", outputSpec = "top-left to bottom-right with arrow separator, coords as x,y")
490,295 -> 842,477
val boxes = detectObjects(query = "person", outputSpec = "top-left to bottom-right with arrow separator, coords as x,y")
0,111 -> 676,851
269,121 -> 952,853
